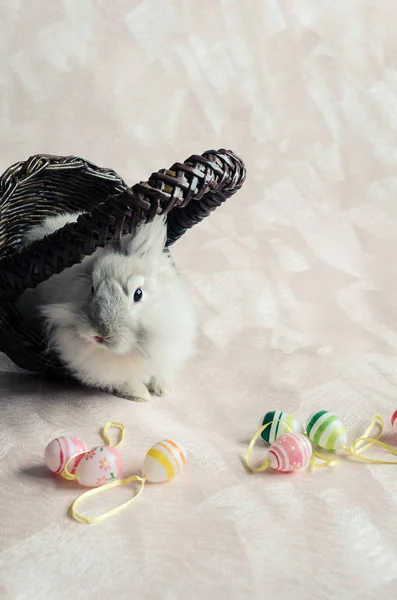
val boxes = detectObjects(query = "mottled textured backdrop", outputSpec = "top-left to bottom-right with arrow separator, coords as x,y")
1,1 -> 397,599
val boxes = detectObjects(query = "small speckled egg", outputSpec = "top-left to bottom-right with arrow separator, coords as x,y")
142,440 -> 187,483
44,436 -> 88,474
261,411 -> 304,444
306,411 -> 347,450
391,410 -> 397,429
268,433 -> 312,472
74,446 -> 123,487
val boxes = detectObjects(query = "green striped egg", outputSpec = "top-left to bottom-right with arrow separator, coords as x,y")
261,411 -> 304,444
306,411 -> 347,450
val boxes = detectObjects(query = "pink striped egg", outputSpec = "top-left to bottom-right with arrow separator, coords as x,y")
44,436 -> 88,475
74,446 -> 124,487
268,433 -> 312,473
142,440 -> 187,483
391,410 -> 397,429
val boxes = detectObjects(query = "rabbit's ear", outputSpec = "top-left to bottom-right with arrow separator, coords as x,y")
125,216 -> 167,258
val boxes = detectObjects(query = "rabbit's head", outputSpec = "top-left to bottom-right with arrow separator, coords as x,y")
43,217 -> 168,356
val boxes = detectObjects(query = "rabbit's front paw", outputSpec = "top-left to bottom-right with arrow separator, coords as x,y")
147,376 -> 170,397
113,382 -> 151,402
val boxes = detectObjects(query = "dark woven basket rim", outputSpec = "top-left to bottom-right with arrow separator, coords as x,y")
0,148 -> 246,375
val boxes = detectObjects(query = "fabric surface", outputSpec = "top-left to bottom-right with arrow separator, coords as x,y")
1,1 -> 397,599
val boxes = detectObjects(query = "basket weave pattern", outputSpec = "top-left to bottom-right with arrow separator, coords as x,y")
0,149 -> 246,374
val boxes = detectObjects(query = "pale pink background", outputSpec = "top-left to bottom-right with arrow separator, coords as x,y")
1,2 -> 397,599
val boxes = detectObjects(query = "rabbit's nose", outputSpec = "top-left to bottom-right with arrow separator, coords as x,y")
94,335 -> 105,344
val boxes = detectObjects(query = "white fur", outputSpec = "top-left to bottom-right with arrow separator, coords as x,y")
17,212 -> 196,401
21,212 -> 84,246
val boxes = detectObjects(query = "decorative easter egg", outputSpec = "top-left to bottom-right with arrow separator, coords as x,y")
142,440 -> 187,483
306,411 -> 347,450
74,446 -> 123,487
261,410 -> 304,444
44,436 -> 88,474
268,433 -> 312,472
391,410 -> 397,429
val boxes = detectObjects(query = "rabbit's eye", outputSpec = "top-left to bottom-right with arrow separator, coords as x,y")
91,286 -> 94,295
133,288 -> 143,303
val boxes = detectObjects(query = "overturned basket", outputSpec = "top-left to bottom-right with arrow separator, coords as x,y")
0,149 -> 246,376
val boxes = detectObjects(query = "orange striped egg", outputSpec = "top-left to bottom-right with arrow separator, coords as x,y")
142,440 -> 187,483
44,436 -> 88,474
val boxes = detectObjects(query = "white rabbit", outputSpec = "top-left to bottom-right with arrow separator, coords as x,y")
16,212 -> 196,401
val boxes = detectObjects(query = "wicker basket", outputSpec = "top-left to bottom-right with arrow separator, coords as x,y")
0,149 -> 246,376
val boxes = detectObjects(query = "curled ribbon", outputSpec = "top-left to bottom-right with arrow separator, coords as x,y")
344,414 -> 397,463
343,414 -> 384,457
102,421 -> 125,448
310,446 -> 340,469
71,474 -> 146,524
244,422 -> 273,472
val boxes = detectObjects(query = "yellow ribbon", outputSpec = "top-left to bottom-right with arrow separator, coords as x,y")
343,414 -> 397,463
244,423 -> 273,472
61,421 -> 125,481
350,438 -> 397,463
244,420 -> 338,472
71,475 -> 146,524
342,414 -> 384,457
102,421 -> 125,448
309,446 -> 340,469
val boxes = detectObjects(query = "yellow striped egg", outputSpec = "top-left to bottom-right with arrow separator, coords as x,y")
306,410 -> 347,450
142,440 -> 187,483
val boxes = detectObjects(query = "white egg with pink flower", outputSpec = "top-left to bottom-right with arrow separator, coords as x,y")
73,445 -> 124,487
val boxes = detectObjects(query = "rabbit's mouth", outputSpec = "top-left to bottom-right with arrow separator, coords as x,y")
93,334 -> 113,349
90,331 -> 137,355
